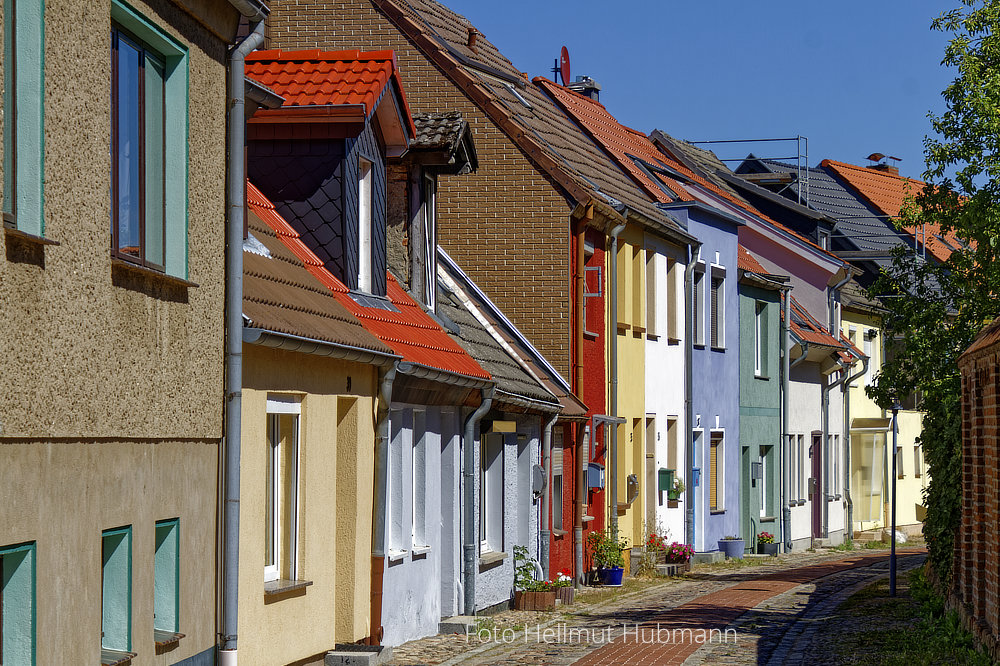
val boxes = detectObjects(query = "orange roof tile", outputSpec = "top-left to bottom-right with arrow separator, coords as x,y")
245,49 -> 416,137
247,182 -> 489,381
738,246 -> 768,274
821,159 -> 962,262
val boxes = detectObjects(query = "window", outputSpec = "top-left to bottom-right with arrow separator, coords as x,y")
551,430 -> 563,532
798,434 -> 806,502
896,444 -> 905,479
411,410 -> 427,549
1,541 -> 35,665
709,432 -> 723,512
863,334 -> 874,387
754,301 -> 768,377
109,1 -> 188,277
788,435 -> 797,503
479,433 -> 503,553
666,258 -> 679,342
818,229 -> 830,250
832,435 -> 840,496
357,157 -> 373,292
616,242 -> 628,326
265,397 -> 300,582
631,245 -> 643,329
645,249 -> 658,336
666,417 -> 678,473
693,265 -> 705,346
759,445 -> 770,517
710,269 -> 725,349
154,519 -> 179,635
3,0 -> 44,235
914,445 -> 923,478
102,527 -> 133,656
388,408 -> 407,555
584,257 -> 602,337
420,175 -> 437,309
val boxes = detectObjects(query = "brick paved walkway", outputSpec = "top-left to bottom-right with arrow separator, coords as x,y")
572,548 -> 927,666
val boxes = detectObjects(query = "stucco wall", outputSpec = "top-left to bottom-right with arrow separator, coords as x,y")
239,345 -> 377,664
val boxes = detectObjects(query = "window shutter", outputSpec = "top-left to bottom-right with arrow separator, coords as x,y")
709,440 -> 719,511
710,277 -> 721,347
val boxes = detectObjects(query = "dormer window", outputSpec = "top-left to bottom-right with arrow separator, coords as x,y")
358,157 -> 373,293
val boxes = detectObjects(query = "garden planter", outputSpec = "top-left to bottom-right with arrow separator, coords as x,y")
718,539 -> 745,559
555,587 -> 575,605
757,543 -> 778,556
667,490 -> 682,501
666,559 -> 691,572
596,566 -> 624,586
513,590 -> 556,611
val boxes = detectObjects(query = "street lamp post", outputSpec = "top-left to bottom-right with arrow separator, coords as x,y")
890,398 -> 900,597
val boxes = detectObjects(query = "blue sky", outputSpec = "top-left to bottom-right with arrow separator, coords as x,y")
445,1 -> 956,180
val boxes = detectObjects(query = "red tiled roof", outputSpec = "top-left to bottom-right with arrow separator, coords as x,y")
821,159 -> 962,262
245,49 -> 416,137
738,246 -> 768,274
247,182 -> 489,381
536,78 -> 839,262
782,295 -> 860,365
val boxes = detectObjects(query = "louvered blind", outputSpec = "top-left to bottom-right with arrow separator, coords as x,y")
709,439 -> 719,511
710,276 -> 722,347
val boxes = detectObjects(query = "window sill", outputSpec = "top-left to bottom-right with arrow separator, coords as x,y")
387,550 -> 408,563
583,330 -> 600,339
479,550 -> 508,567
100,648 -> 137,666
4,225 -> 60,246
111,258 -> 199,288
710,345 -> 727,352
754,374 -> 770,380
263,578 -> 313,599
710,510 -> 726,515
552,528 -> 569,537
759,516 -> 777,523
412,545 -> 432,556
154,630 -> 185,654
582,514 -> 595,523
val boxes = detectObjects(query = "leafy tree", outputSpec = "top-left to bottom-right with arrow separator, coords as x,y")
869,0 -> 1000,584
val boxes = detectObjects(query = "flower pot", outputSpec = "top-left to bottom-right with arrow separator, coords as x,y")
513,590 -> 556,611
555,587 -> 575,605
718,539 -> 745,559
667,490 -> 681,501
596,566 -> 624,586
757,542 -> 778,556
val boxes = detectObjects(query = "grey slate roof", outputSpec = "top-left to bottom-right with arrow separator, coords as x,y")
411,111 -> 467,152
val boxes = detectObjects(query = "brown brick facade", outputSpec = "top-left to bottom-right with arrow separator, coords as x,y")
264,0 -> 574,378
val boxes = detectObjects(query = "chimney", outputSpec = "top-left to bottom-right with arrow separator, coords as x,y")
867,163 -> 900,176
466,27 -> 479,54
567,75 -> 601,101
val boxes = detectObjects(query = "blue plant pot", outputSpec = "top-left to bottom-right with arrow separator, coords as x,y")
597,566 -> 624,586
718,539 -> 745,559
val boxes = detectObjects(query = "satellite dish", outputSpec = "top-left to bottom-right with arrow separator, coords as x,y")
560,46 -> 571,86
531,464 -> 546,498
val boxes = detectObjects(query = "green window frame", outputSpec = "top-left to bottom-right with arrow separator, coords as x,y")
153,519 -> 179,634
101,526 -> 132,654
109,0 -> 188,278
3,0 -> 45,236
1,541 -> 36,666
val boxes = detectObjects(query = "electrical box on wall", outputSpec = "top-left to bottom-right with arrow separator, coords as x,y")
587,462 -> 604,489
692,467 -> 701,487
658,468 -> 675,492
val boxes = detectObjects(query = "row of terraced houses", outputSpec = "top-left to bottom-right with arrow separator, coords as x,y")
0,0 -> 952,663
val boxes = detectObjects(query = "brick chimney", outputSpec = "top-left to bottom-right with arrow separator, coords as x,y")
566,75 -> 602,101
867,163 -> 900,176
466,27 -> 479,54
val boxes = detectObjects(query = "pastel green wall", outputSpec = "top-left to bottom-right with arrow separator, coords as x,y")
1,542 -> 35,665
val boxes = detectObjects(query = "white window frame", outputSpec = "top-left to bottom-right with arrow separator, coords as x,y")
666,257 -> 680,343
754,301 -> 766,376
709,265 -> 726,349
358,157 -> 373,293
265,396 -> 301,583
759,446 -> 768,518
479,433 -> 504,554
411,410 -> 428,549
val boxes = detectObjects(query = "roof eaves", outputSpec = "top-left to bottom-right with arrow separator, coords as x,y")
244,327 -> 401,367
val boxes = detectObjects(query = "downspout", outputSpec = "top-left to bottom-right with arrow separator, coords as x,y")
841,353 -> 869,541
369,364 -> 397,645
778,287 -> 792,553
684,243 -> 701,549
221,7 -> 267,663
539,413 -> 559,579
608,222 -> 627,537
463,387 -> 495,615
574,424 -> 589,589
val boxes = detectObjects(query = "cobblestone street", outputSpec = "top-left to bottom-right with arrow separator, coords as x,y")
388,545 -> 927,665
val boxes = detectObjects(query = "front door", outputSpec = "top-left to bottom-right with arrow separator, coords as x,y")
811,434 -> 822,538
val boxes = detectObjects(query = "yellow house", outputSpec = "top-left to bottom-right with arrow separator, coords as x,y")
842,284 -> 927,536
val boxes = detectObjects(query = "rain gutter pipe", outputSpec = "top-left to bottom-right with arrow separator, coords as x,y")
778,287 -> 792,553
841,353 -> 869,541
540,412 -> 559,579
369,364 -> 397,645
221,3 -> 267,662
608,222 -> 626,537
684,243 -> 701,549
463,387 -> 495,615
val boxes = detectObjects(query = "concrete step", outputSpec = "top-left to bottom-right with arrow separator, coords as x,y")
691,551 -> 725,564
654,563 -> 681,577
439,615 -> 477,635
325,645 -> 392,666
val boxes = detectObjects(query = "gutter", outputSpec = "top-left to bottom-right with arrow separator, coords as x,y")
493,389 -> 561,414
396,361 -> 492,390
780,288 -> 793,552
243,328 -> 400,367
221,4 -> 267,662
540,412 -> 559,579
607,222 -> 627,537
369,364 -> 397,645
684,242 -> 702,549
841,351 -> 869,541
463,387 -> 495,615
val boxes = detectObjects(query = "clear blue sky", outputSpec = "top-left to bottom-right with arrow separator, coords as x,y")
445,1 -> 956,180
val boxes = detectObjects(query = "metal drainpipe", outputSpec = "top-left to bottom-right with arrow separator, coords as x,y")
540,413 -> 559,580
841,354 -> 869,541
778,287 -> 791,553
684,243 -> 701,549
608,222 -> 626,538
463,387 -> 494,615
369,364 -> 397,645
574,424 -> 589,589
221,11 -> 267,664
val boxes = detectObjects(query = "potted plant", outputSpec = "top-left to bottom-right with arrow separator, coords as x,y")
552,569 -> 574,605
587,530 -> 627,586
667,477 -> 685,501
757,531 -> 778,556
645,532 -> 668,564
665,541 -> 694,572
513,545 -> 556,610
718,535 -> 745,559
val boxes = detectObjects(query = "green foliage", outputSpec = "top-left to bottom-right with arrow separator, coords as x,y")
869,0 -> 1000,586
513,545 -> 552,592
586,529 -> 627,569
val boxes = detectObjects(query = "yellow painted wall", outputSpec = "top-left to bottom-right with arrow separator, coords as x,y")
239,344 -> 377,664
843,311 -> 927,531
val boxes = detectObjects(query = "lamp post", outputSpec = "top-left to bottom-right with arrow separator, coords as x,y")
889,398 -> 900,597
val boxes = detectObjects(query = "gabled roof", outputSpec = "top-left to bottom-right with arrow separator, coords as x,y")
784,295 -> 862,364
821,159 -> 962,262
738,245 -> 768,274
245,49 -> 416,150
244,182 -> 396,358
368,0 -> 694,244
246,182 -> 488,382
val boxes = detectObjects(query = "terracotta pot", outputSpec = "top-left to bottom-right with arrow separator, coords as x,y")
513,590 -> 557,611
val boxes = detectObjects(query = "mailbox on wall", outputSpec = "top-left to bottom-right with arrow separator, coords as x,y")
692,467 -> 701,488
587,462 -> 605,489
658,468 -> 675,492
